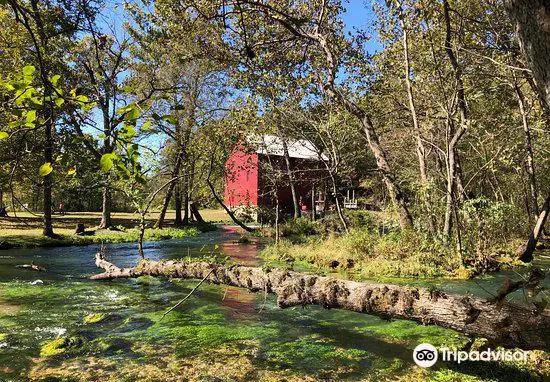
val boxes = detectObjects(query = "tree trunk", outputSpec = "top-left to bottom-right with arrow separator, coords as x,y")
42,115 -> 54,237
455,155 -> 466,202
518,192 -> 550,262
514,82 -> 539,218
328,170 -> 348,233
91,253 -> 550,351
190,201 -> 204,223
155,188 -> 173,230
206,174 -> 255,232
504,0 -> 550,254
359,115 -> 413,230
400,13 -> 428,185
504,1 -> 550,109
138,213 -> 146,259
443,125 -> 459,240
155,154 -> 183,229
206,155 -> 255,232
99,186 -> 112,229
311,185 -> 316,221
399,13 -> 435,232
174,182 -> 183,226
275,192 -> 280,245
442,0 -> 467,242
10,0 -> 55,237
183,172 -> 190,224
186,159 -> 197,224
280,137 -> 300,219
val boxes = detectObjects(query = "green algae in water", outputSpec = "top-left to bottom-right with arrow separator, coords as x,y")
135,275 -> 162,286
90,337 -> 134,354
40,337 -> 83,357
83,313 -> 109,324
2,276 -> 543,381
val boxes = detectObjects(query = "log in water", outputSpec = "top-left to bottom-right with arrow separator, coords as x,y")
91,252 -> 550,351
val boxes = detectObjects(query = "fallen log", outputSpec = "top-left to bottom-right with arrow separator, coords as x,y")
91,252 -> 550,350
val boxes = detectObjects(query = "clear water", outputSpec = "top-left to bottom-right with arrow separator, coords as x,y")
0,227 -> 546,381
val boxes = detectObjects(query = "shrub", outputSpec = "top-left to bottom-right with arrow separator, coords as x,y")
279,217 -> 320,237
345,210 -> 376,230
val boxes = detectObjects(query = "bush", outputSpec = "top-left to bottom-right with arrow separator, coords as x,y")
233,206 -> 256,223
345,210 -> 376,230
279,217 -> 320,237
459,197 -> 528,266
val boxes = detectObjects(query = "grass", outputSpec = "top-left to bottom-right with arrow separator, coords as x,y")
0,209 -> 230,249
260,210 -> 525,279
261,226 -> 521,279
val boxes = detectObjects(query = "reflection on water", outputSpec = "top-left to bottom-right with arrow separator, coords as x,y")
221,286 -> 259,317
0,227 -> 546,381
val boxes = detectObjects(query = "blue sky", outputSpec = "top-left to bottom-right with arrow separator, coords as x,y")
343,0 -> 382,53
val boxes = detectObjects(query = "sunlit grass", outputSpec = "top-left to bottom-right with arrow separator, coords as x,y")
0,209 -> 230,248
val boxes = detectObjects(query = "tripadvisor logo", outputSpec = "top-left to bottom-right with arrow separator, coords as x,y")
413,343 -> 529,368
413,343 -> 438,367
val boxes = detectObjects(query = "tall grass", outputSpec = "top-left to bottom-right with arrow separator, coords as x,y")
262,228 -> 464,278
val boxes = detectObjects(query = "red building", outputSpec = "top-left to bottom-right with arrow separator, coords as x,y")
224,135 -> 328,215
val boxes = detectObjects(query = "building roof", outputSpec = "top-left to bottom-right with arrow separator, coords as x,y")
248,134 -> 328,161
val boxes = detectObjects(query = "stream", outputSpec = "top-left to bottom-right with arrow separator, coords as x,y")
0,226 -> 547,381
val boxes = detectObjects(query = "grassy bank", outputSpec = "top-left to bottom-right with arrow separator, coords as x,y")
0,210 -> 227,249
260,216 -> 522,280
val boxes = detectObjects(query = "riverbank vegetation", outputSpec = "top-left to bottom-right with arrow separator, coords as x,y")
261,212 -> 526,279
0,211 -> 223,249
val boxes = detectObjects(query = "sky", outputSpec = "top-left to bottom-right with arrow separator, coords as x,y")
343,0 -> 382,53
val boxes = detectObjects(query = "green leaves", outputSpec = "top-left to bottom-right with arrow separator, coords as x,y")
126,108 -> 140,121
120,124 -> 137,139
39,162 -> 53,176
161,115 -> 178,125
22,65 -> 36,78
100,153 -> 119,172
2,67 -> 68,131
26,110 -> 37,124
50,74 -> 61,87
0,131 -> 8,140
55,97 -> 65,107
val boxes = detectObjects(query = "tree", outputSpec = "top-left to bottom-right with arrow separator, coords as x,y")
440,0 -> 468,242
70,24 -> 132,229
504,0 -> 550,261
127,4 -> 234,228
4,0 -> 94,236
